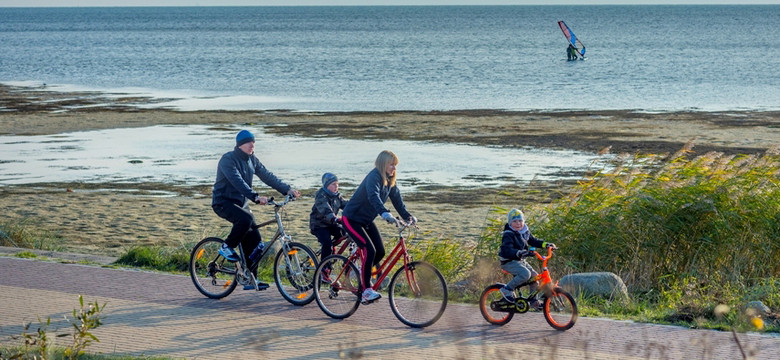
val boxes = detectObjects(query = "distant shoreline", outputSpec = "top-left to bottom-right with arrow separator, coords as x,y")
3,83 -> 779,114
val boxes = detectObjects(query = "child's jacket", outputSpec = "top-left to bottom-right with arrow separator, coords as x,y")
309,187 -> 348,230
498,223 -> 545,263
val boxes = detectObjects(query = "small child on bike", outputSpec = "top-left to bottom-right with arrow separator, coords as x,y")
309,172 -> 348,283
498,208 -> 555,310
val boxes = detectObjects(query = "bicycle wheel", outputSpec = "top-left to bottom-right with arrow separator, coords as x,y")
543,287 -> 578,331
314,255 -> 361,319
189,237 -> 238,299
388,261 -> 447,328
273,241 -> 318,306
479,284 -> 514,325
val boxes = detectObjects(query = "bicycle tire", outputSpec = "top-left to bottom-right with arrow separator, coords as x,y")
189,237 -> 238,299
388,261 -> 447,328
543,287 -> 578,331
273,241 -> 318,306
479,284 -> 513,325
314,254 -> 361,319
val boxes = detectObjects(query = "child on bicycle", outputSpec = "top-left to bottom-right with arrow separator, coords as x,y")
212,129 -> 301,290
309,172 -> 348,283
498,208 -> 555,309
341,150 -> 416,303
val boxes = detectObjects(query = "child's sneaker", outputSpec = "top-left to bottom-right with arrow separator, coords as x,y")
530,298 -> 544,311
499,285 -> 516,302
361,288 -> 381,303
218,243 -> 239,262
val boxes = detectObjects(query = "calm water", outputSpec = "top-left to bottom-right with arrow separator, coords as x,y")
0,125 -> 609,189
1,5 -> 779,111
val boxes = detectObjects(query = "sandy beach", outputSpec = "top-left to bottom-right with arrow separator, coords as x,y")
2,85 -> 780,256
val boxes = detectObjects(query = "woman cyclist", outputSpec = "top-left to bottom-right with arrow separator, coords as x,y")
340,150 -> 416,303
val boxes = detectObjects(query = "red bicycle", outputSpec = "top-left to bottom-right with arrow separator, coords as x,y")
313,220 -> 448,328
479,246 -> 578,331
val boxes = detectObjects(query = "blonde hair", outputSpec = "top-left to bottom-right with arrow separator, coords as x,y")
374,150 -> 399,187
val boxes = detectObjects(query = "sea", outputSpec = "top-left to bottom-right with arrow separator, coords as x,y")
1,5 -> 779,112
1,5 -> 779,189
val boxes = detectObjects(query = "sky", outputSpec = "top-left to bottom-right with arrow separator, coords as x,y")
1,0 -> 779,6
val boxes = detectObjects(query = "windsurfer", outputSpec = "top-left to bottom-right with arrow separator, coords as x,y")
567,44 -> 579,61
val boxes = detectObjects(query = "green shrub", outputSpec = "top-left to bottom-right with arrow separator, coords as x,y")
468,147 -> 780,331
114,246 -> 189,273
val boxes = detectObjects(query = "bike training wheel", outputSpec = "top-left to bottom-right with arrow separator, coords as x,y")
189,237 -> 238,299
543,287 -> 578,331
479,284 -> 514,325
273,241 -> 318,306
314,254 -> 361,319
388,261 -> 448,328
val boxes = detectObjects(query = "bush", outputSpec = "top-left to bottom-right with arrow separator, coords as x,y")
469,146 -> 780,329
531,148 -> 780,295
0,219 -> 66,252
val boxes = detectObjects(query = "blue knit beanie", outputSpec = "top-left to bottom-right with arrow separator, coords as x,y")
236,130 -> 255,146
322,172 -> 338,188
507,208 -> 525,224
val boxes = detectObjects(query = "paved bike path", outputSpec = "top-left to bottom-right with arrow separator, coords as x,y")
1,256 -> 779,359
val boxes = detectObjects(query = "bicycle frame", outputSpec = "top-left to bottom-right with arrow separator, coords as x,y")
529,246 -> 556,297
349,222 -> 415,290
329,225 -> 354,258
236,195 -> 297,275
502,246 -> 557,306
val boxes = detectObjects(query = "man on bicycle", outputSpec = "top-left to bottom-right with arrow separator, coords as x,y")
212,129 -> 301,289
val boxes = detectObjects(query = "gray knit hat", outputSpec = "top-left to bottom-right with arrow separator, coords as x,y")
322,172 -> 338,188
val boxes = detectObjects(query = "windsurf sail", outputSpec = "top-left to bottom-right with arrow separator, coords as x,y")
558,20 -> 586,57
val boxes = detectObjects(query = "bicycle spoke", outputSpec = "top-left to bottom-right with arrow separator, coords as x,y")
388,261 -> 447,328
314,255 -> 361,319
274,242 -> 318,306
543,289 -> 578,331
479,284 -> 514,325
189,237 -> 237,299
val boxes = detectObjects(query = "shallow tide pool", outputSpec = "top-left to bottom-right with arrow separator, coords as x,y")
0,125 -> 610,191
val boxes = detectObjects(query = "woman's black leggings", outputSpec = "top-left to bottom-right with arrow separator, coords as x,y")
341,216 -> 385,288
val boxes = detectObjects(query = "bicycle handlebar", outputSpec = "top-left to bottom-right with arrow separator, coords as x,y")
265,194 -> 295,207
394,217 -> 419,235
529,245 -> 555,262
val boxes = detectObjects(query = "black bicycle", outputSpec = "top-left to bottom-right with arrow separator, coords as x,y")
189,194 -> 319,306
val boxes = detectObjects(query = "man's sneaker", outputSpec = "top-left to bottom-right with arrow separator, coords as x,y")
244,280 -> 270,291
530,298 -> 544,311
499,286 -> 516,303
320,268 -> 333,284
218,244 -> 239,262
361,288 -> 381,303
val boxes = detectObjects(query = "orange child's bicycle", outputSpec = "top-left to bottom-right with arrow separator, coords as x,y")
479,246 -> 578,331
313,220 -> 448,328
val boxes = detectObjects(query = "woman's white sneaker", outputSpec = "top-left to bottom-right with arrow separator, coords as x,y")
361,288 -> 381,303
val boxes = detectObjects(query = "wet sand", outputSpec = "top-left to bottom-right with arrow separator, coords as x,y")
2,85 -> 780,256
